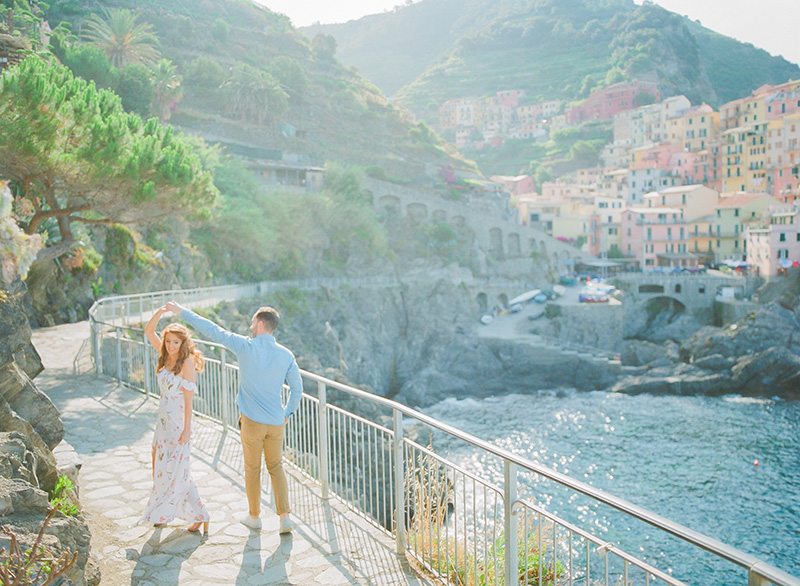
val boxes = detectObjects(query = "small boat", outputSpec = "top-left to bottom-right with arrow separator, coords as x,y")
508,289 -> 541,305
533,293 -> 548,303
510,303 -> 524,313
480,315 -> 494,324
553,285 -> 566,296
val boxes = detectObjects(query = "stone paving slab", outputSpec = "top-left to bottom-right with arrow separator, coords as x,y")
32,322 -> 437,586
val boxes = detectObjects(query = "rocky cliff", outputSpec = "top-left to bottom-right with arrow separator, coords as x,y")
191,272 -> 620,410
0,279 -> 99,586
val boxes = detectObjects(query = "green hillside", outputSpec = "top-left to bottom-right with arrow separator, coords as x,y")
310,0 -> 800,122
42,0 -> 466,179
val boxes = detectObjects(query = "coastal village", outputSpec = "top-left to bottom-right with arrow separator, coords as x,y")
438,79 -> 800,278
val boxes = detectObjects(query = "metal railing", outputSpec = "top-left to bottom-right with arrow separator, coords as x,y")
87,283 -> 800,586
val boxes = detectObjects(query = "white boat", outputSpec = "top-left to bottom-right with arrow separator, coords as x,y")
508,289 -> 541,305
480,315 -> 494,325
553,285 -> 566,296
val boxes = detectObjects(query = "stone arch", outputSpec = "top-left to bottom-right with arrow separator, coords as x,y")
490,228 -> 504,260
433,209 -> 447,223
508,233 -> 521,257
452,215 -> 466,227
540,240 -> 548,254
529,239 -> 538,254
407,202 -> 428,221
476,292 -> 488,313
643,296 -> 687,317
561,250 -> 570,262
378,195 -> 401,216
497,293 -> 509,308
639,284 -> 665,293
361,189 -> 375,206
551,252 -> 559,267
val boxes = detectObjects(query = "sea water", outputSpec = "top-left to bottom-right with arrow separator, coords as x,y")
422,390 -> 800,585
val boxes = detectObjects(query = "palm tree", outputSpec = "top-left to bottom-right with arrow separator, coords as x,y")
150,59 -> 183,121
81,8 -> 160,68
222,63 -> 288,127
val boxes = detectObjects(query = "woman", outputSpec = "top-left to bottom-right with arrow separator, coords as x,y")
139,305 -> 210,534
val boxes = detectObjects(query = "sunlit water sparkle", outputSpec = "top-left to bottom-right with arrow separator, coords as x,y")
422,390 -> 800,585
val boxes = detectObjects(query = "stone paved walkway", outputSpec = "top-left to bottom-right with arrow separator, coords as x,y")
32,322 -> 435,586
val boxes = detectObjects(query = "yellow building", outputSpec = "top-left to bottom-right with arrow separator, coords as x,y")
667,105 -> 720,153
689,214 -> 715,259
714,192 -> 781,261
720,125 -> 768,193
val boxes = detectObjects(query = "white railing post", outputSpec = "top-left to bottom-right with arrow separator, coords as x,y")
115,327 -> 122,382
91,316 -> 101,376
220,348 -> 229,429
143,332 -> 151,399
504,460 -> 518,586
393,409 -> 406,554
318,381 -> 329,499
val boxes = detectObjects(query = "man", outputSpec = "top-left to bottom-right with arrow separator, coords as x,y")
165,301 -> 302,534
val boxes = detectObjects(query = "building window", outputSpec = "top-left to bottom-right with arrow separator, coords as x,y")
778,249 -> 789,259
699,286 -> 705,294
734,209 -> 739,217
780,233 -> 786,241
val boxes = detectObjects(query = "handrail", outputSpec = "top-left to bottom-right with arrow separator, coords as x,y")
87,282 -> 800,586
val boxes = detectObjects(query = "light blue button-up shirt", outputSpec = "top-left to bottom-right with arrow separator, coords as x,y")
181,310 -> 303,425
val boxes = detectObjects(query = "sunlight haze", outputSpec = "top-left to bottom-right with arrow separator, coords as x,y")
257,0 -> 800,66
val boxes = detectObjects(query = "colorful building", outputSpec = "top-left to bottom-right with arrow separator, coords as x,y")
566,80 -> 661,125
746,204 -> 800,278
713,192 -> 781,262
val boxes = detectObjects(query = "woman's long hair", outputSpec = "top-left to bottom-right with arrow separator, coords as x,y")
157,323 -> 205,374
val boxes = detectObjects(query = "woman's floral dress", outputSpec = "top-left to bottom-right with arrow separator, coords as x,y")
139,369 -> 209,525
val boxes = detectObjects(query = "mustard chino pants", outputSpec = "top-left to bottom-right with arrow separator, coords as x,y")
239,415 -> 290,517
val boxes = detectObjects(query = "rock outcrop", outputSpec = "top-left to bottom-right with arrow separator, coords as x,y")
612,274 -> 800,400
0,280 -> 99,586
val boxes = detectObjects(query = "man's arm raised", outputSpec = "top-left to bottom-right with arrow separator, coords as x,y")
166,301 -> 249,355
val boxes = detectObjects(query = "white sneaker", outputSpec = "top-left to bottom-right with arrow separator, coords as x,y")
279,516 -> 294,535
237,513 -> 262,530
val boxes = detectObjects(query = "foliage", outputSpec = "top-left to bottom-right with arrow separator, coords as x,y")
116,62 -> 154,117
61,43 -> 118,89
81,7 -> 160,68
185,56 -> 225,91
0,508 -> 78,586
150,58 -> 183,121
311,32 -> 337,61
0,181 -> 42,283
49,476 -> 79,517
0,56 -> 217,246
221,63 -> 289,127
268,55 -> 308,95
211,17 -> 228,43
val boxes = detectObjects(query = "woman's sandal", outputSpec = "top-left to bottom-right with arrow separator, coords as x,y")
187,521 -> 209,534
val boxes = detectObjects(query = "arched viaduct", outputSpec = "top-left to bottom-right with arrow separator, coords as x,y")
615,273 -> 762,322
364,178 -> 594,273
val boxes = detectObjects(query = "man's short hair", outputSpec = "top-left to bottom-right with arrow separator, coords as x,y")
254,306 -> 280,332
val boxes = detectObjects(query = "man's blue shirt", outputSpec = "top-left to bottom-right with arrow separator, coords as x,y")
181,310 -> 303,425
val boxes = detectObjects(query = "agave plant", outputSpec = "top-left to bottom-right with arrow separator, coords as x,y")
81,7 -> 160,68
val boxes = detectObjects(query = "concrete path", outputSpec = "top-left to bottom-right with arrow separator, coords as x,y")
32,322 -> 435,586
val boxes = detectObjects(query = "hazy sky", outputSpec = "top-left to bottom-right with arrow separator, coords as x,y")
256,0 -> 800,66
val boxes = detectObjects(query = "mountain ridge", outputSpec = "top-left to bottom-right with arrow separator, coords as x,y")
304,0 -> 800,121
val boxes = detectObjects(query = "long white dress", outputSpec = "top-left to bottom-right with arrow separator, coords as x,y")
140,368 -> 209,525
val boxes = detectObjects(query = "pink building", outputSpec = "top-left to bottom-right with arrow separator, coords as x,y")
566,80 -> 661,125
773,167 -> 800,203
765,87 -> 800,120
621,206 -> 696,269
495,90 -> 524,109
746,204 -> 800,278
